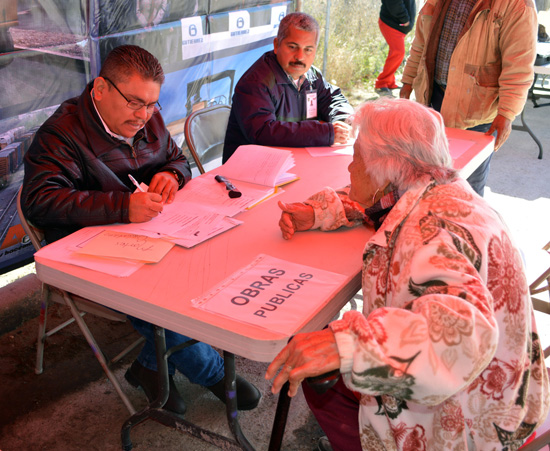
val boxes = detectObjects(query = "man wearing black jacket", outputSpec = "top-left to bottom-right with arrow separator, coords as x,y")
22,45 -> 260,417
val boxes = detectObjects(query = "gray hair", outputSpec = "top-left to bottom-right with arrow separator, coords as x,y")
352,98 -> 457,191
277,12 -> 320,46
99,45 -> 165,85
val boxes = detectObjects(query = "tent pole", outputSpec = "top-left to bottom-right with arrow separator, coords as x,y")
322,0 -> 331,77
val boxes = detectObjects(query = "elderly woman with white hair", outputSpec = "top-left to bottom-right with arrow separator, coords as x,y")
265,98 -> 549,451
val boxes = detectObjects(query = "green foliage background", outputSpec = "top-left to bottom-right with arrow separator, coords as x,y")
301,0 -> 417,95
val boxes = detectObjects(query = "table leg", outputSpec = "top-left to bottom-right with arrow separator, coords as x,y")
121,326 -> 170,450
223,352 -> 255,450
121,329 -> 256,450
512,106 -> 543,160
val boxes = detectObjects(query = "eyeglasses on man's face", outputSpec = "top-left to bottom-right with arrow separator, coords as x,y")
103,77 -> 162,114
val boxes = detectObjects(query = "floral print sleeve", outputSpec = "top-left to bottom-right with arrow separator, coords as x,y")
331,233 -> 499,404
305,186 -> 365,231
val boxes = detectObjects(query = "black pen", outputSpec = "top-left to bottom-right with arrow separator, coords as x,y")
215,175 -> 242,198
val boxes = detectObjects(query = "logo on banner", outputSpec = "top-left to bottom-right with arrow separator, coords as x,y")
229,11 -> 250,37
181,16 -> 204,46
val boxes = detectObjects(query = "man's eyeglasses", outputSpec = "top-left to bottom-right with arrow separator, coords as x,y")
103,77 -> 162,114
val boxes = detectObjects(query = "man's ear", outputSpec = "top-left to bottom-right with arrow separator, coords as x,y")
273,37 -> 279,54
94,77 -> 108,100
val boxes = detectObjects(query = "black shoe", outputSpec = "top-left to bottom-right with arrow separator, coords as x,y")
317,436 -> 334,451
375,87 -> 394,97
206,374 -> 261,411
125,360 -> 187,416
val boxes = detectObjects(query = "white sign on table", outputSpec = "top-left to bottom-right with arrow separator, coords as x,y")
193,254 -> 348,335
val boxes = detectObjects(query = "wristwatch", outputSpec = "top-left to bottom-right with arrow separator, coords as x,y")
170,170 -> 180,183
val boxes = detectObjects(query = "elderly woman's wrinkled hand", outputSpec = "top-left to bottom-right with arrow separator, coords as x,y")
265,328 -> 340,397
278,201 -> 315,240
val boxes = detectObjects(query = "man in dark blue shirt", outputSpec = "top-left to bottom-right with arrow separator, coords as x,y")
223,12 -> 354,162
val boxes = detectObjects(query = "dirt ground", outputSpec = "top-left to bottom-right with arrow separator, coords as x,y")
0,300 -> 325,451
0,302 -> 138,431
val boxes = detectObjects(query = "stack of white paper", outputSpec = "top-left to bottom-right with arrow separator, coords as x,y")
217,145 -> 297,188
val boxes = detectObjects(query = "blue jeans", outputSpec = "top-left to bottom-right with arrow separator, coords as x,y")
431,82 -> 493,196
128,316 -> 224,387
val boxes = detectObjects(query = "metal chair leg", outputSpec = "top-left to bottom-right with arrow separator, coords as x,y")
35,285 -> 49,375
512,106 -> 543,160
61,291 -> 136,415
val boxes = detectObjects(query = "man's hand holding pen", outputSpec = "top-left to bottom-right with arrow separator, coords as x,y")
129,191 -> 164,222
128,172 -> 178,223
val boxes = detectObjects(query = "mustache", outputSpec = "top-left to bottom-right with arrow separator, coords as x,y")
290,61 -> 305,67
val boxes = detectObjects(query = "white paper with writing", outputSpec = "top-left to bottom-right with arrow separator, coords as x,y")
73,229 -> 174,263
192,254 -> 347,335
37,227 -> 144,277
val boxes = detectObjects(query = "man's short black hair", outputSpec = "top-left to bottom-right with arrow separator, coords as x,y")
277,12 -> 320,46
99,45 -> 165,85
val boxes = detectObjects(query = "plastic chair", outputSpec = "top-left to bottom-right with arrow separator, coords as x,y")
17,188 -> 144,414
184,104 -> 231,174
529,241 -> 550,306
524,240 -> 550,357
519,369 -> 550,450
518,240 -> 550,450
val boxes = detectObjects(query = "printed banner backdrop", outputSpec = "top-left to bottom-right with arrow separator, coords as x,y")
0,0 -> 294,274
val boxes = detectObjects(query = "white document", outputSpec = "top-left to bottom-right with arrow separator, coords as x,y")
94,146 -> 300,247
306,145 -> 354,157
73,229 -> 174,263
216,145 -> 297,187
175,175 -> 266,216
167,216 -> 242,248
37,227 -> 143,277
103,202 -> 243,248
178,173 -> 285,212
192,254 -> 348,335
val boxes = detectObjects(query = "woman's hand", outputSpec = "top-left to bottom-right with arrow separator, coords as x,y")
278,201 -> 315,240
265,328 -> 340,397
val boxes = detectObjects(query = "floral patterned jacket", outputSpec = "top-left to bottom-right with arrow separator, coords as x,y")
306,178 -> 549,450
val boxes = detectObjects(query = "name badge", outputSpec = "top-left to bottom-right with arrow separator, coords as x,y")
306,89 -> 317,119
